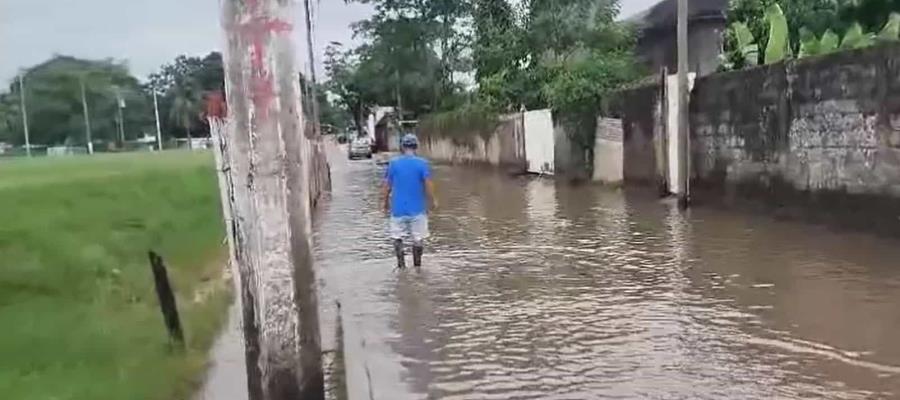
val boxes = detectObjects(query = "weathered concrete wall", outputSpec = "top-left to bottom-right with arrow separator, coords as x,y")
616,84 -> 663,185
419,113 -> 526,172
594,118 -> 624,184
614,43 -> 900,234
553,121 -> 578,178
690,44 -> 900,234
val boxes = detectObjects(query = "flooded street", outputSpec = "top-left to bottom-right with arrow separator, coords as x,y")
315,153 -> 900,399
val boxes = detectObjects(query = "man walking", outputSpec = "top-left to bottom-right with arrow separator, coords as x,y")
383,134 -> 437,268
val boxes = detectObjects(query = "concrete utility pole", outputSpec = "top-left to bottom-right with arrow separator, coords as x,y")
302,0 -> 321,137
153,90 -> 163,151
676,0 -> 691,208
18,74 -> 31,157
80,78 -> 94,154
220,0 -> 324,399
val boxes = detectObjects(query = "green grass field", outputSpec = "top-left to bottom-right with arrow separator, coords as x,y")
0,151 -> 231,400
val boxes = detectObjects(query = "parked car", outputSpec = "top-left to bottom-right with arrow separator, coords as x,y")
348,137 -> 373,159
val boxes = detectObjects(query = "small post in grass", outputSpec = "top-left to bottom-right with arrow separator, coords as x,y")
148,250 -> 185,349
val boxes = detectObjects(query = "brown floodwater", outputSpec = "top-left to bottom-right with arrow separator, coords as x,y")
314,154 -> 900,400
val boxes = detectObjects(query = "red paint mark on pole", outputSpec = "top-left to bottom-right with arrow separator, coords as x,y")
232,6 -> 293,121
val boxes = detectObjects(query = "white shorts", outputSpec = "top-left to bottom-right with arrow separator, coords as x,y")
389,214 -> 429,242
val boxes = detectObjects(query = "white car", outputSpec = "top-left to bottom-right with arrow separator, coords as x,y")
348,137 -> 373,160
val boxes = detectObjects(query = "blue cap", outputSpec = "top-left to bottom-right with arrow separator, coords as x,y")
400,133 -> 419,149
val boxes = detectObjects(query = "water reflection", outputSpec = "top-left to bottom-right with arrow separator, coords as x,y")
316,159 -> 900,399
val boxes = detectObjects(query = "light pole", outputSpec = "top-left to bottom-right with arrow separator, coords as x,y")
113,86 -> 126,147
80,77 -> 94,154
153,89 -> 163,151
17,73 -> 31,157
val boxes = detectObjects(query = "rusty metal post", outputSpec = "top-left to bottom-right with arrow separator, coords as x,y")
219,1 -> 324,399
147,251 -> 185,349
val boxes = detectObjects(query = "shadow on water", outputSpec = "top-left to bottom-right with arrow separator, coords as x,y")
316,155 -> 900,399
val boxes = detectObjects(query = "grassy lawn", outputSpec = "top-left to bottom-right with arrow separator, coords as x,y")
0,151 -> 231,400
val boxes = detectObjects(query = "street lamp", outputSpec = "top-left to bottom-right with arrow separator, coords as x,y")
80,76 -> 94,154
152,88 -> 163,151
111,85 -> 127,148
17,72 -> 31,157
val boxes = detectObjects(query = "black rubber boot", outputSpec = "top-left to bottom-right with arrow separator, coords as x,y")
394,239 -> 406,269
412,244 -> 424,267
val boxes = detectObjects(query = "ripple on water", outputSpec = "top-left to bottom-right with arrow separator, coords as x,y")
316,161 -> 900,399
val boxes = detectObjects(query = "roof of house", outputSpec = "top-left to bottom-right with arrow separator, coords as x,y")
626,0 -> 727,32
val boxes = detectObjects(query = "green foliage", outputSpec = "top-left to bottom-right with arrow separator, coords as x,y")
0,151 -> 229,400
0,57 -> 152,147
878,12 -> 900,41
839,0 -> 900,34
419,102 -> 501,146
148,52 -> 224,140
820,29 -> 841,52
726,1 -> 900,66
336,0 -> 472,121
169,83 -> 201,141
731,22 -> 760,67
798,27 -> 821,57
333,0 -> 639,168
473,0 -> 521,82
726,0 -> 845,62
765,4 -> 791,63
841,22 -> 876,49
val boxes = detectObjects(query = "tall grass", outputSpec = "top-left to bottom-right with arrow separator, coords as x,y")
0,151 -> 230,400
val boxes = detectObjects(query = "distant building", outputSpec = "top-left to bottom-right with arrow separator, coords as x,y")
367,107 -> 396,152
627,0 -> 728,77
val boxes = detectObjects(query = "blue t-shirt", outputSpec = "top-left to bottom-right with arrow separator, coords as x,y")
385,155 -> 431,217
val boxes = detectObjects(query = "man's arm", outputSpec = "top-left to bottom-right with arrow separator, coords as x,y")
382,181 -> 392,213
425,178 -> 438,210
383,164 -> 392,213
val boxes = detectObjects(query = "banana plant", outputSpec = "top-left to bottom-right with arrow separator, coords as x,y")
841,23 -> 875,49
799,28 -> 842,58
819,29 -> 840,53
731,22 -> 759,67
764,3 -> 790,64
798,28 -> 819,58
879,12 -> 900,42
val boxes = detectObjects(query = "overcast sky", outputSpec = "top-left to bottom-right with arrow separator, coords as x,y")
0,0 -> 659,87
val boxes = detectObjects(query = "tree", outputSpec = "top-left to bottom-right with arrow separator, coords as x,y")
169,81 -> 201,146
348,0 -> 472,115
473,0 -> 518,81
324,42 -> 372,133
148,52 -> 224,140
839,0 -> 900,33
0,56 -> 152,147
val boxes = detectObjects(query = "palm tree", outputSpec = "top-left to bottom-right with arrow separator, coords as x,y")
170,80 -> 200,149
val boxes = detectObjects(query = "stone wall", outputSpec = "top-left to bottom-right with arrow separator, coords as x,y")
691,46 -> 900,233
617,43 -> 900,235
690,44 -> 900,234
419,113 -> 526,172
